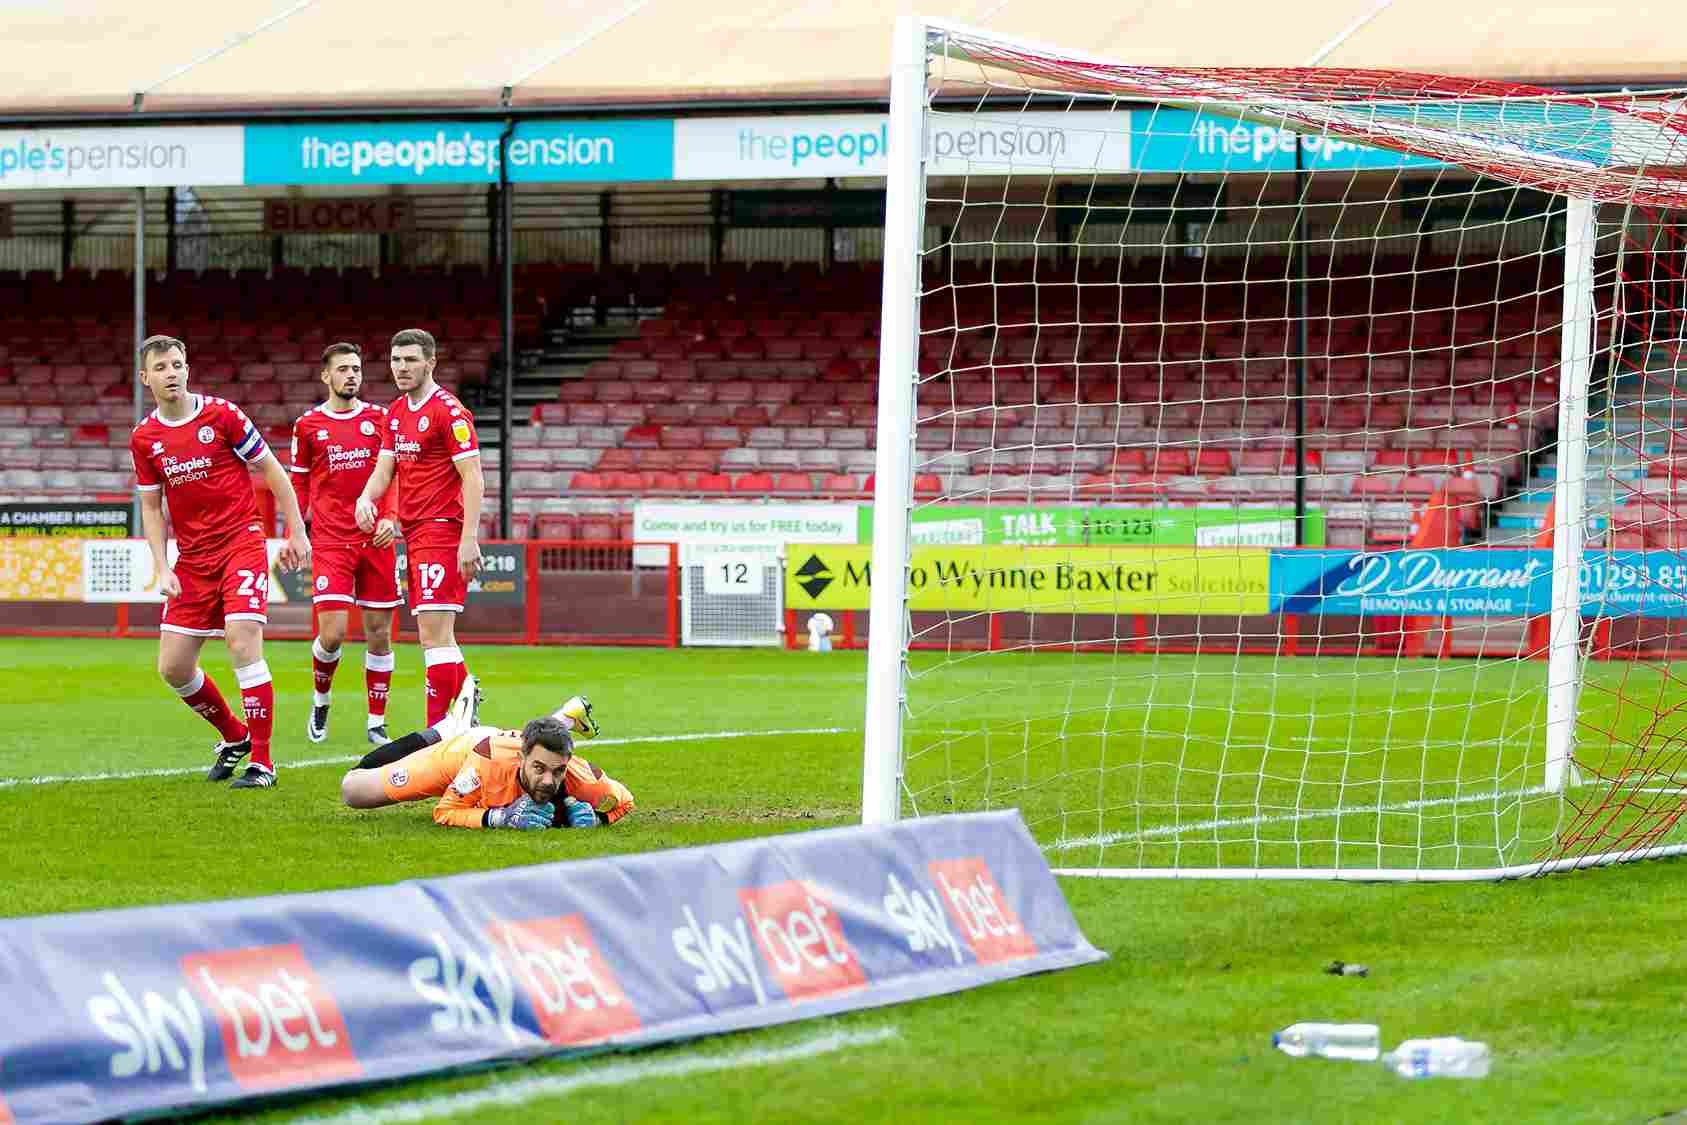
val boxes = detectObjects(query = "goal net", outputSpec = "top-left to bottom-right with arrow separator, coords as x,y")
862,18 -> 1687,878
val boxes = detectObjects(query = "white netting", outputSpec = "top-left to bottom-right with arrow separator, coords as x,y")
869,22 -> 1687,877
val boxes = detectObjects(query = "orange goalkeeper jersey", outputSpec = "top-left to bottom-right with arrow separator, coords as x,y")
380,726 -> 634,829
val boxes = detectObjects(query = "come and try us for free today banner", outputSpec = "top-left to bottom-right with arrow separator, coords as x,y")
785,547 -> 1687,619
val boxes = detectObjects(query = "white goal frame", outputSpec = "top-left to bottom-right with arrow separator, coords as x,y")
858,16 -> 1655,879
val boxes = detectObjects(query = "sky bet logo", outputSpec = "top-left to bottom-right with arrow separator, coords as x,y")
673,880 -> 865,1005
927,859 -> 1037,964
490,915 -> 640,1046
85,945 -> 358,1095
181,945 -> 360,1090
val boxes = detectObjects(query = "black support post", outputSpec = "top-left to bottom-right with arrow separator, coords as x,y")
497,119 -> 515,540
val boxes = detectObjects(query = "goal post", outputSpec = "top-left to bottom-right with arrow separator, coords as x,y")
863,18 -> 1687,878
861,14 -> 929,827
1545,196 -> 1597,794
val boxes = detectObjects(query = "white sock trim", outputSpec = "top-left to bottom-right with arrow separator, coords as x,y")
423,645 -> 464,668
313,691 -> 333,707
234,661 -> 272,690
172,667 -> 206,697
367,714 -> 387,729
365,651 -> 396,672
312,638 -> 342,664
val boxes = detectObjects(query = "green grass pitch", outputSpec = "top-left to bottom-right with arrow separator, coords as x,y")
4,636 -> 1687,1123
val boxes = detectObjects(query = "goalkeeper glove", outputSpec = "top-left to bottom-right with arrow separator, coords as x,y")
485,795 -> 555,831
556,695 -> 599,739
557,797 -> 600,829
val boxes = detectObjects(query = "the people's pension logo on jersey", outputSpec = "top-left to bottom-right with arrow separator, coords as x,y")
196,426 -> 215,444
326,445 -> 373,472
161,455 -> 214,485
181,943 -> 361,1090
926,859 -> 1037,965
490,915 -> 640,1045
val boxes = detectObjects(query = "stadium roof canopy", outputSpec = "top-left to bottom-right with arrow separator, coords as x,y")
6,0 -> 1684,119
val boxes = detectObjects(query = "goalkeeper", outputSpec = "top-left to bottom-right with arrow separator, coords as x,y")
339,679 -> 633,829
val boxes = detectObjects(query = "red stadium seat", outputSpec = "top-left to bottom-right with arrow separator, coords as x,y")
733,471 -> 776,494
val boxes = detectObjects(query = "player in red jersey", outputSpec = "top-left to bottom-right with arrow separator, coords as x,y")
355,328 -> 484,727
290,343 -> 402,746
130,335 -> 310,790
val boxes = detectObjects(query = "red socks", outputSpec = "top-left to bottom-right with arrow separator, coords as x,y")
234,661 -> 275,770
316,639 -> 396,731
173,667 -> 247,743
311,637 -> 340,705
365,650 -> 394,729
423,645 -> 467,727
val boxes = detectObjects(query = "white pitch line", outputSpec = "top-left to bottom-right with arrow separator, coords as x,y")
0,727 -> 852,789
1047,782 -> 1564,852
287,1025 -> 899,1125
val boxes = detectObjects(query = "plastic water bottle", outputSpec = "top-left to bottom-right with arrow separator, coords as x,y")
1272,1023 -> 1381,1061
1381,1037 -> 1491,1078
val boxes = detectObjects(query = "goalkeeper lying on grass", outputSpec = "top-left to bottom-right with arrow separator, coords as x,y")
339,677 -> 633,830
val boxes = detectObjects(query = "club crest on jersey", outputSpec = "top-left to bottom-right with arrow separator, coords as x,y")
316,575 -> 329,590
451,420 -> 471,445
197,425 -> 215,444
360,420 -> 376,436
418,417 -> 430,433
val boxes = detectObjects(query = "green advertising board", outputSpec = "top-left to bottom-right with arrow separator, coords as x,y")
855,505 -> 1324,548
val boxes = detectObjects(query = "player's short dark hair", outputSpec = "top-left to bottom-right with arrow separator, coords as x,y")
321,342 -> 361,368
138,334 -> 187,367
521,717 -> 574,760
390,328 -> 436,359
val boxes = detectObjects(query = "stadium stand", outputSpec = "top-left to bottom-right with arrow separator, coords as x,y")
0,246 -> 1601,551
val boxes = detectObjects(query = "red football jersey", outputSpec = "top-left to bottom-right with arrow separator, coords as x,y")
290,401 -> 389,547
131,394 -> 270,561
380,384 -> 480,528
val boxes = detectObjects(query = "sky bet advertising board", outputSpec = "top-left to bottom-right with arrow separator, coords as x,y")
0,812 -> 1102,1123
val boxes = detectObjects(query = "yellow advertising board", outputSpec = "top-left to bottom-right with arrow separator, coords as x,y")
0,539 -> 85,600
786,544 -> 1269,614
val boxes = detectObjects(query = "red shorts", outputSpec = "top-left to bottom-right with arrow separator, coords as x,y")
312,541 -> 402,610
404,521 -> 468,615
162,538 -> 271,637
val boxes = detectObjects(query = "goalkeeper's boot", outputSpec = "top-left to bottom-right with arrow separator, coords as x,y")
554,695 -> 598,739
366,723 -> 389,746
306,702 -> 330,744
206,735 -> 251,782
229,763 -> 276,790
